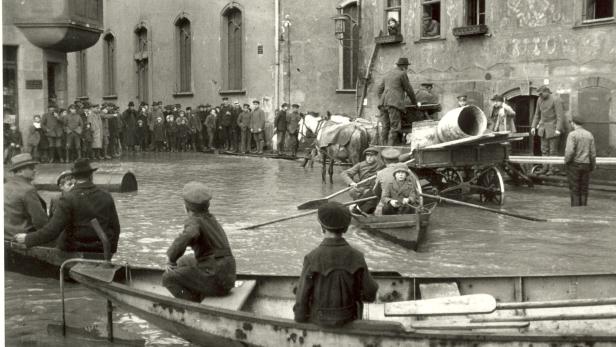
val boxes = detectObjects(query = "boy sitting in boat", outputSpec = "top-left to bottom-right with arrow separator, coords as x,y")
381,166 -> 418,215
162,182 -> 237,302
293,202 -> 379,327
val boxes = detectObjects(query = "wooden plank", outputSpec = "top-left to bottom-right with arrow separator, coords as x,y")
509,156 -> 616,165
364,221 -> 417,229
419,283 -> 461,299
201,280 -> 257,311
384,294 -> 496,316
411,320 -> 530,330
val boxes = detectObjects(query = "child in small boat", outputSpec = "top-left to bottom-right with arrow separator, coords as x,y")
381,166 -> 418,215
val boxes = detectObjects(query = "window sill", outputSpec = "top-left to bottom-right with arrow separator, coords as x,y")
173,92 -> 194,97
573,18 -> 616,29
102,95 -> 118,100
219,90 -> 246,95
77,96 -> 89,100
375,34 -> 404,45
414,36 -> 445,44
336,89 -> 356,94
452,24 -> 489,37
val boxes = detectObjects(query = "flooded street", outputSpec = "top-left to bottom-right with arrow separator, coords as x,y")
5,152 -> 616,346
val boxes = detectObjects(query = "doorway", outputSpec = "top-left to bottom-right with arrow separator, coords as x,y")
508,95 -> 539,155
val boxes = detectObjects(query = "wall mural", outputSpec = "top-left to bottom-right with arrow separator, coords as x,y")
503,0 -> 565,28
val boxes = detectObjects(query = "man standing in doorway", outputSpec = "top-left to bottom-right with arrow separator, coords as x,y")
274,103 -> 288,155
531,86 -> 564,175
377,57 -> 417,145
564,115 -> 596,207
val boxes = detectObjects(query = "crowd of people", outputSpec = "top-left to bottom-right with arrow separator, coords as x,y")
3,97 -> 310,165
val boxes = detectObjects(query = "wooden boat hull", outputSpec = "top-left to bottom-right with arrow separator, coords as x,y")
69,264 -> 616,346
351,204 -> 435,251
4,240 -> 104,278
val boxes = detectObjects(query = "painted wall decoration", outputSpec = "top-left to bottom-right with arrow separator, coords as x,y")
502,0 -> 566,28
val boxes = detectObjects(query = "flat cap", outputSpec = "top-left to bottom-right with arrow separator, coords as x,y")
363,146 -> 379,155
571,115 -> 585,125
381,147 -> 401,160
182,181 -> 212,204
490,94 -> 504,102
291,103 -> 300,108
318,202 -> 351,230
252,100 -> 260,104
456,95 -> 467,100
537,85 -> 551,94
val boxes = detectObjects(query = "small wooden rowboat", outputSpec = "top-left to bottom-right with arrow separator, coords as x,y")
350,203 -> 437,251
4,240 -> 104,277
69,263 -> 616,346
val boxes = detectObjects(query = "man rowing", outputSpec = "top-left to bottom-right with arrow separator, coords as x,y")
340,147 -> 384,214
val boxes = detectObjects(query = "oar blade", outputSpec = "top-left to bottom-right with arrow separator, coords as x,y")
384,294 -> 496,316
296,199 -> 328,210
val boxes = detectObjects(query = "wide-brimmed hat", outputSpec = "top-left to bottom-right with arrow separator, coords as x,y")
537,85 -> 551,94
56,170 -> 73,186
70,158 -> 98,175
381,147 -> 401,160
396,57 -> 410,66
182,181 -> 212,204
490,94 -> 504,102
9,153 -> 39,172
363,147 -> 379,156
392,166 -> 412,177
318,202 -> 351,231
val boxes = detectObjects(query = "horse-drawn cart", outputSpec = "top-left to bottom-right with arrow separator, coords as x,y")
410,142 -> 509,205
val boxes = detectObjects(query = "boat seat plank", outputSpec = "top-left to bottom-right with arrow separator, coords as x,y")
385,294 -> 496,316
411,320 -> 530,330
365,221 -> 418,229
419,282 -> 461,299
201,280 -> 257,311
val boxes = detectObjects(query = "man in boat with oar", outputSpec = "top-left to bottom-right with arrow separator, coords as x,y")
162,182 -> 237,302
4,153 -> 48,239
15,158 -> 121,254
340,146 -> 384,214
294,202 -> 379,327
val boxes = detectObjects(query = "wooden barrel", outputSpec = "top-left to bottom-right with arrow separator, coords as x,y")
33,170 -> 137,192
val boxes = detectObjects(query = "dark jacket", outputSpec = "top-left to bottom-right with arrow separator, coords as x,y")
340,160 -> 382,187
286,111 -> 302,134
237,111 -> 251,129
42,112 -> 64,138
153,122 -> 167,142
377,68 -> 417,110
166,212 -> 237,295
293,237 -> 378,327
531,94 -> 565,139
274,109 -> 287,131
4,176 -> 48,238
250,108 -> 266,132
220,106 -> 234,127
24,181 -> 121,253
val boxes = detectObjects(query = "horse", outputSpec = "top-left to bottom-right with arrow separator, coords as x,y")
298,112 -> 370,184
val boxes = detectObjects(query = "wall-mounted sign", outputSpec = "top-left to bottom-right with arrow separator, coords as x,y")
26,80 -> 43,89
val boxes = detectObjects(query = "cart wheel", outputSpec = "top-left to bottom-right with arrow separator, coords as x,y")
478,167 -> 505,205
530,164 -> 544,175
410,170 -> 424,207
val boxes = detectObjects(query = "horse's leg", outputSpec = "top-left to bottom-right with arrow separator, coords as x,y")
321,149 -> 327,184
328,152 -> 335,184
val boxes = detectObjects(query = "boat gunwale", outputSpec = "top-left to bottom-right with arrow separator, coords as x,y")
70,265 -> 616,343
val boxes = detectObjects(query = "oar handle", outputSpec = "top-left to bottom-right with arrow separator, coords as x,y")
420,193 -> 547,222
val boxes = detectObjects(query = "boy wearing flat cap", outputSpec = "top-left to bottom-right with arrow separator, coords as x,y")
340,147 -> 384,214
564,115 -> 596,206
162,182 -> 237,302
293,202 -> 378,327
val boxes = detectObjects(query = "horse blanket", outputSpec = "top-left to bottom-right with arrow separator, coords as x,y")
316,122 -> 365,148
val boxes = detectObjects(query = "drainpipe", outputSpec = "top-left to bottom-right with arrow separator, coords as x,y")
274,0 -> 280,108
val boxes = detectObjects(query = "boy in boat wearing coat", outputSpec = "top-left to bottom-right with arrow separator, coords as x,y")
381,166 -> 418,215
340,147 -> 383,214
162,182 -> 237,302
294,202 -> 379,327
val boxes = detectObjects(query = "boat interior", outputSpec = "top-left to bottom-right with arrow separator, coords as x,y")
72,263 -> 616,337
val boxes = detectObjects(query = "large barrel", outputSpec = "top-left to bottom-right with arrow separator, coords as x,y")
437,105 -> 487,142
34,170 -> 137,193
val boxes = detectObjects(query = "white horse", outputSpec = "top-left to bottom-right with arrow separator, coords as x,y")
299,113 -> 369,183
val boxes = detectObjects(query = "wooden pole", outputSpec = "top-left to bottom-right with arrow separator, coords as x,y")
496,297 -> 616,310
472,312 -> 616,323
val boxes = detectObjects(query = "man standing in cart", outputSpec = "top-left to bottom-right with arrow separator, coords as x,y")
377,57 -> 417,146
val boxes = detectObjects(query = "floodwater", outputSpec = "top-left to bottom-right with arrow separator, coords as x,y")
5,152 -> 616,346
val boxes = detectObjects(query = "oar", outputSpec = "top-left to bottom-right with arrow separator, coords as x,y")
240,196 -> 378,230
297,158 -> 416,210
384,294 -> 497,316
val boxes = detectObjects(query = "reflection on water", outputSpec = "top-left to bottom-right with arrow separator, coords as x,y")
7,152 -> 616,346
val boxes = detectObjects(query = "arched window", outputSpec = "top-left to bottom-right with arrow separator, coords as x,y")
222,6 -> 243,91
340,2 -> 359,90
135,25 -> 149,103
175,17 -> 192,93
103,33 -> 116,96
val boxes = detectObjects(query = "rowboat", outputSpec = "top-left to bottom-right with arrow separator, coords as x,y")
4,240 -> 104,277
68,263 -> 616,346
350,202 -> 437,251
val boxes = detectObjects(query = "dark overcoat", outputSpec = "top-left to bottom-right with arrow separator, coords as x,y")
377,68 -> 417,111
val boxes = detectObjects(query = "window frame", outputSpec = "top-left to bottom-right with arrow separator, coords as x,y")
220,4 -> 245,94
174,15 -> 192,94
582,0 -> 615,23
102,33 -> 116,97
384,0 -> 402,36
338,1 -> 359,91
134,24 -> 150,104
76,50 -> 88,98
465,0 -> 486,26
421,0 -> 442,39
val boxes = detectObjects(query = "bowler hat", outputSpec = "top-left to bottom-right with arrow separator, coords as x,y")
186,106 -> 192,110
317,202 -> 351,231
128,101 -> 135,107
182,181 -> 212,204
571,115 -> 585,125
56,170 -> 73,186
70,158 -> 98,175
456,95 -> 468,100
291,103 -> 300,108
381,147 -> 401,160
281,103 -> 289,108
9,153 -> 39,172
490,94 -> 504,102
252,100 -> 260,104
396,57 -> 410,66
392,165 -> 412,177
537,85 -> 551,94
363,147 -> 379,155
